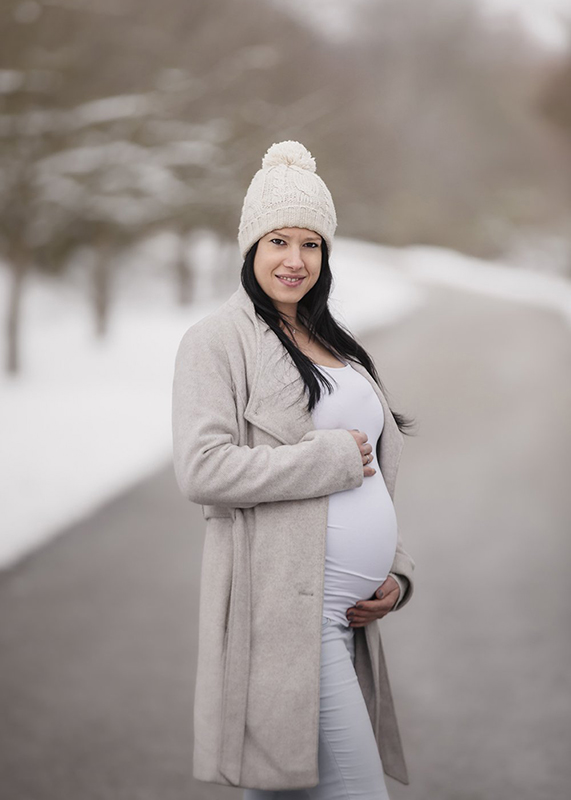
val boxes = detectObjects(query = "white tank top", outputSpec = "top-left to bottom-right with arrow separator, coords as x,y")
311,361 -> 398,627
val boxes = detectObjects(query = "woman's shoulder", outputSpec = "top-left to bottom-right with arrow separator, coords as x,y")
175,287 -> 256,362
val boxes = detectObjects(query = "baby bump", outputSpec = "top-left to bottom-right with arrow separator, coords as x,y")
322,472 -> 398,626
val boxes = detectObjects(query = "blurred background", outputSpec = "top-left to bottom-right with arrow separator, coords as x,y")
1,1 -> 570,798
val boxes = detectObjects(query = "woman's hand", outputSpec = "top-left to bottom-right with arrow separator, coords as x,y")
345,575 -> 400,627
347,429 -> 375,477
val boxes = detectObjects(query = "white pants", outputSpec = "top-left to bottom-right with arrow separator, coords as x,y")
243,616 -> 390,800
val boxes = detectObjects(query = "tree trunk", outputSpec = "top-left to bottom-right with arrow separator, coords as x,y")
221,237 -> 239,294
93,240 -> 111,338
5,246 -> 27,375
175,232 -> 194,306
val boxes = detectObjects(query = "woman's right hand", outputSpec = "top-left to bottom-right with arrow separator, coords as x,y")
348,429 -> 376,477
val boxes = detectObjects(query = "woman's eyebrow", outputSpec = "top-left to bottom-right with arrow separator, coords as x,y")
272,231 -> 322,242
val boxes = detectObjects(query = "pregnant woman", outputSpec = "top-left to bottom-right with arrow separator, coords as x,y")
172,141 -> 416,799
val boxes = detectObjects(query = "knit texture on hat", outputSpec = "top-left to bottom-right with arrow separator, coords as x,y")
237,140 -> 337,260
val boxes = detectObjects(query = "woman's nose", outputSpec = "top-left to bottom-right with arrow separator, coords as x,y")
282,248 -> 304,268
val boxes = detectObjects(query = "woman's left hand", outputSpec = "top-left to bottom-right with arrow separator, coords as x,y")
346,575 -> 400,627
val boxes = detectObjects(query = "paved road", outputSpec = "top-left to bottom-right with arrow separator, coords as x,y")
376,286 -> 571,800
1,284 -> 570,800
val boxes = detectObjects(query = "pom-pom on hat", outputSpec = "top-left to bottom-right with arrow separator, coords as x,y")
237,140 -> 337,260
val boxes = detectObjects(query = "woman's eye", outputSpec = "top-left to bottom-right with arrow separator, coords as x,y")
269,239 -> 318,247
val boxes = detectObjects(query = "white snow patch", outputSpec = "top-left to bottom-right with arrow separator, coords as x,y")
329,237 -> 425,330
0,264 -> 223,570
37,141 -> 148,174
0,70 -> 25,94
72,94 -> 155,127
401,244 -> 571,328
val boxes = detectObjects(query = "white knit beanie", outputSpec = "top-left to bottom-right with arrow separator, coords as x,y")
237,140 -> 337,260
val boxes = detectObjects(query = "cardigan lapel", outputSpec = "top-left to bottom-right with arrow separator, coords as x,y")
243,327 -> 314,446
232,284 -> 314,445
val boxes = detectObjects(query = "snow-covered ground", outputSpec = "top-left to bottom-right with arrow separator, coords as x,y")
1,234 -> 570,569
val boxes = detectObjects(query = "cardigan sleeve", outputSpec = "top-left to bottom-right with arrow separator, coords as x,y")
172,323 -> 365,508
388,528 -> 415,609
388,572 -> 411,610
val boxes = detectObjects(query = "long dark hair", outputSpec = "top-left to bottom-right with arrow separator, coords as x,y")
240,238 -> 416,436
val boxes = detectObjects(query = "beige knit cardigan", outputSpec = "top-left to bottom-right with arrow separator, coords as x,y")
172,282 -> 415,790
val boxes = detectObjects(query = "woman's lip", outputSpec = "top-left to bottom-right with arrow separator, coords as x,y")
276,275 -> 305,286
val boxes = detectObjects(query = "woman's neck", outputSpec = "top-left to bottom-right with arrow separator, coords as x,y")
275,300 -> 298,325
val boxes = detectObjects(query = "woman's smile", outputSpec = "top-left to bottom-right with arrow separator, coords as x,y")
275,274 -> 306,288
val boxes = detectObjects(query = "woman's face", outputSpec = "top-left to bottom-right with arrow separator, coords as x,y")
253,227 -> 323,319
